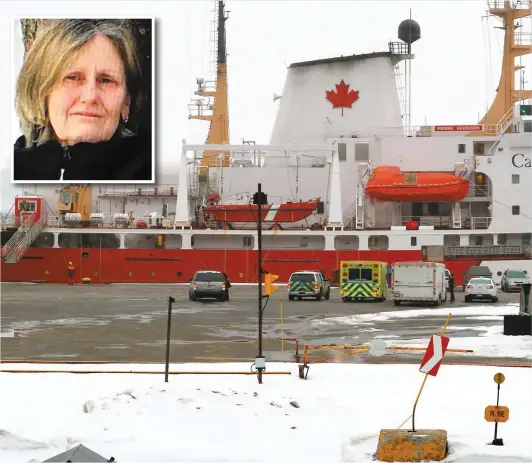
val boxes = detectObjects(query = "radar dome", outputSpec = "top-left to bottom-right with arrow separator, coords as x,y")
398,19 -> 421,44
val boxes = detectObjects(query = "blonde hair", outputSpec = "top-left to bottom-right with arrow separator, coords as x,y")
16,19 -> 142,148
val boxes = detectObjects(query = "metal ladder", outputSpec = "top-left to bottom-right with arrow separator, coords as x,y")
1,215 -> 46,265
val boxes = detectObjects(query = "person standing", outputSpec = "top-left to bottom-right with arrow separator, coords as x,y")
67,261 -> 75,286
448,273 -> 455,303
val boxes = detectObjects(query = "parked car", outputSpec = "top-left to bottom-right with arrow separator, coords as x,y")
189,270 -> 230,301
288,271 -> 330,301
464,277 -> 498,302
463,266 -> 492,286
500,269 -> 528,292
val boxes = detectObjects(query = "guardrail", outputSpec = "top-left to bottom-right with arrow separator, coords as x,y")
445,245 -> 528,258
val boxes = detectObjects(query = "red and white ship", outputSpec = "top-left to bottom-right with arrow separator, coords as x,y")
2,1 -> 531,286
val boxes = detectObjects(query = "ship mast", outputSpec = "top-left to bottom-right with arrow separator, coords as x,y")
188,1 -> 230,173
478,1 -> 531,132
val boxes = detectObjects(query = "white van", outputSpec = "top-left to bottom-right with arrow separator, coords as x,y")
392,261 -> 447,306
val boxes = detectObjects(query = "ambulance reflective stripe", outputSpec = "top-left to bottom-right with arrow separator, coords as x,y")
264,205 -> 280,222
341,282 -> 376,297
290,280 -> 314,292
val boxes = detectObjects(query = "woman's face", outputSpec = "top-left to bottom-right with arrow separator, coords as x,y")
47,35 -> 130,145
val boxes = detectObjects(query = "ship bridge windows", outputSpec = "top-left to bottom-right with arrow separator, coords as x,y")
334,235 -> 359,250
469,234 -> 494,246
368,235 -> 389,250
512,205 -> 520,215
512,174 -> 520,184
458,144 -> 466,154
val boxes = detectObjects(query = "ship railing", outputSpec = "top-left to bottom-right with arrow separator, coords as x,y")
470,217 -> 491,229
466,184 -> 491,198
324,124 -> 508,138
399,216 -> 453,228
1,214 -> 36,259
4,217 -> 46,263
97,184 -> 178,197
488,1 -> 531,11
1,213 -> 16,229
445,244 -> 528,258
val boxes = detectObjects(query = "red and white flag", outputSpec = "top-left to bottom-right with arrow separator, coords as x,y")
419,334 -> 450,377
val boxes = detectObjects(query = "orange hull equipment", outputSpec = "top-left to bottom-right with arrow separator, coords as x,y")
364,166 -> 469,202
203,198 -> 320,223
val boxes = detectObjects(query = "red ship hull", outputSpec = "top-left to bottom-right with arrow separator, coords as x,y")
365,166 -> 469,202
203,198 -> 320,223
0,247 -> 516,287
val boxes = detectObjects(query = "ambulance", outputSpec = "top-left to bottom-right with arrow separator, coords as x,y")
339,261 -> 388,302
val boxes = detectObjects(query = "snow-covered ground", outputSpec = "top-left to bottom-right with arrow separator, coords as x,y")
1,362 -> 531,463
312,304 -> 532,360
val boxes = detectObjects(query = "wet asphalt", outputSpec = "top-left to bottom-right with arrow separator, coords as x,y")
0,283 -> 524,365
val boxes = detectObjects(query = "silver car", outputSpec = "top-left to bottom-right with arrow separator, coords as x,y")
464,277 -> 498,303
189,270 -> 229,301
500,269 -> 528,292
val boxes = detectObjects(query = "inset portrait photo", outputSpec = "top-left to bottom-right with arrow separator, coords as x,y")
12,18 -> 154,183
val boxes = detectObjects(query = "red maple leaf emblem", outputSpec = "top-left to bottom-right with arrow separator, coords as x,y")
325,80 -> 360,116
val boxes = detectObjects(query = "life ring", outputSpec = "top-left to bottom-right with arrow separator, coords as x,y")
367,220 -> 375,228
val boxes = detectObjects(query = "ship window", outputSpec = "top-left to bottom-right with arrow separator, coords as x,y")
473,142 -> 484,155
355,143 -> 369,161
512,205 -> 520,215
177,272 -> 182,277
317,201 -> 325,214
428,202 -> 439,215
523,234 -> 531,245
338,143 -> 347,162
411,237 -> 417,246
412,202 -> 423,217
512,174 -> 520,184
81,252 -> 89,258
524,121 -> 532,133
458,144 -> 466,154
243,236 -> 253,247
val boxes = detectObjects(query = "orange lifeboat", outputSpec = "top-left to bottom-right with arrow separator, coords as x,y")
364,166 -> 469,202
203,198 -> 320,223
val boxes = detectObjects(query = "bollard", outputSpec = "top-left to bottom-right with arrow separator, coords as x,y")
520,283 -> 531,315
504,282 -> 531,336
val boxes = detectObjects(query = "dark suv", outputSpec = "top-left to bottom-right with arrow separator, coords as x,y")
463,266 -> 492,286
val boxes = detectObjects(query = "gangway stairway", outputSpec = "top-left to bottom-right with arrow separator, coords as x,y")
1,214 -> 46,265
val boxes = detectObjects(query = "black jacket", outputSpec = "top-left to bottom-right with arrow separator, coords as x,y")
13,130 -> 152,182
448,276 -> 455,290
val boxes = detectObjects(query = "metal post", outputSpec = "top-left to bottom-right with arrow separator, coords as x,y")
164,296 -> 176,383
257,183 -> 263,385
493,383 -> 501,444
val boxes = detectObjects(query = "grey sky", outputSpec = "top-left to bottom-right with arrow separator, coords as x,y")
1,0 -> 530,212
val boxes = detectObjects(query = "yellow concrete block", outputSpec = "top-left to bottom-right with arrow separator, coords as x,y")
376,429 -> 448,462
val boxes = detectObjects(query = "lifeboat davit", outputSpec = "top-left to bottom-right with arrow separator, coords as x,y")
364,166 -> 469,202
203,198 -> 320,223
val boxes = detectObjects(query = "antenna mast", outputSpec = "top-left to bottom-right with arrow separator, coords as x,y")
389,13 -> 421,135
477,1 -> 531,133
188,1 -> 231,170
